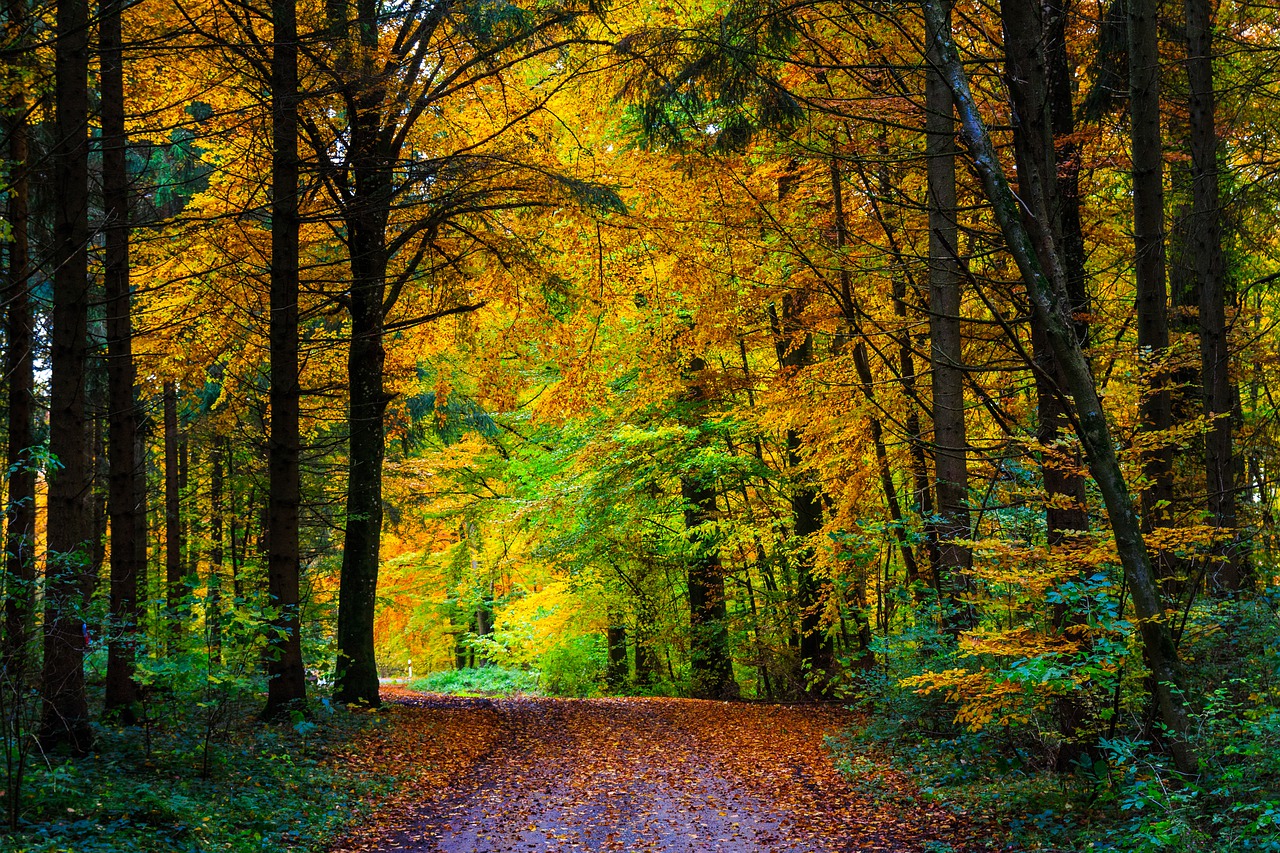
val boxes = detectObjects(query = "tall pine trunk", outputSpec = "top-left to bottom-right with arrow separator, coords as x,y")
265,0 -> 307,717
102,0 -> 143,716
1129,0 -> 1175,569
163,382 -> 183,641
3,0 -> 36,682
1185,0 -> 1242,589
41,0 -> 93,752
1001,0 -> 1093,770
683,356 -> 739,700
926,0 -> 973,634
334,0 -> 392,704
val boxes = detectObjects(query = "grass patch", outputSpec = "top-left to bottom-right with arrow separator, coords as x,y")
0,704 -> 391,853
409,667 -> 541,696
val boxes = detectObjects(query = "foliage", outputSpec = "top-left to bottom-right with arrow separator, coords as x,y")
0,708 -> 388,853
839,589 -> 1280,851
409,667 -> 542,696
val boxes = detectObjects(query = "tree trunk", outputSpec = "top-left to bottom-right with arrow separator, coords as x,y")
923,0 -> 1198,775
770,299 -> 834,696
606,620 -> 628,689
1001,0 -> 1093,771
209,440 -> 225,664
683,357 -> 739,700
163,382 -> 183,640
1185,0 -> 1242,590
926,0 -> 973,634
41,0 -> 93,752
3,0 -> 36,684
265,0 -> 307,717
1129,0 -> 1175,573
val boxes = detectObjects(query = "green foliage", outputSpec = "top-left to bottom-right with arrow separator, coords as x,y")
0,708 -> 388,853
539,634 -> 607,697
410,666 -> 542,696
839,588 -> 1280,852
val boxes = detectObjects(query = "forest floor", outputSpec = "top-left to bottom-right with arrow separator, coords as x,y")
329,686 -> 995,853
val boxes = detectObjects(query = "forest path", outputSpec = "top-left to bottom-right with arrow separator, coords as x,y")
330,687 -> 988,853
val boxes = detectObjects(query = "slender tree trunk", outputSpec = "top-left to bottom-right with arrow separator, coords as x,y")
209,440 -> 225,664
923,0 -> 1197,774
926,0 -> 973,634
163,382 -> 183,640
265,0 -> 307,716
1129,0 -> 1175,573
3,0 -> 36,684
1185,0 -> 1241,590
1001,0 -> 1093,771
683,356 -> 739,700
41,0 -> 93,752
606,619 -> 628,689
770,299 -> 834,696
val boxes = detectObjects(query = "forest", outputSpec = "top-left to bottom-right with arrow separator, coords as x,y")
0,0 -> 1279,845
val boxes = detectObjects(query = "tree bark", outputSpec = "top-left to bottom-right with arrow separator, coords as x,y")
923,0 -> 1198,775
1129,0 -> 1175,568
209,439 -> 226,663
926,0 -> 973,634
41,0 -> 93,752
1001,0 -> 1093,771
1185,0 -> 1242,589
3,0 -> 36,684
164,382 -> 184,641
683,356 -> 739,700
265,0 -> 308,717
771,299 -> 835,696
334,4 -> 392,703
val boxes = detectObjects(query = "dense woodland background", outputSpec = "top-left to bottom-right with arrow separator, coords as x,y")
1,0 -> 1279,845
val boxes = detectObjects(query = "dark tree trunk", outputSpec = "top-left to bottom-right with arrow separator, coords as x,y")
926,0 -> 973,634
1001,0 -> 1093,771
265,0 -> 307,717
682,357 -> 739,701
331,0 -> 395,709
163,381 -> 183,639
41,0 -> 93,752
209,440 -> 225,663
770,298 -> 834,696
1128,0 -> 1175,572
3,0 -> 36,683
1185,0 -> 1242,590
923,0 -> 1198,774
606,620 -> 628,689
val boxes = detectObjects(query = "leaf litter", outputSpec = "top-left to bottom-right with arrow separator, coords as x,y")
330,686 -> 995,852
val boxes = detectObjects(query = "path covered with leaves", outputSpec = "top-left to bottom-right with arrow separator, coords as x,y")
331,688 -> 991,853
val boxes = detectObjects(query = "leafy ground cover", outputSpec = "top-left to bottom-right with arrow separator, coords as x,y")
407,666 -> 542,696
837,593 -> 1280,852
0,704 -> 384,853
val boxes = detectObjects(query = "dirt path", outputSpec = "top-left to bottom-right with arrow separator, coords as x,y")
331,689 -> 990,853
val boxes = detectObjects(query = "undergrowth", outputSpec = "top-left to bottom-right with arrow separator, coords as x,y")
409,666 -> 542,696
0,701 -> 390,853
836,590 -> 1280,852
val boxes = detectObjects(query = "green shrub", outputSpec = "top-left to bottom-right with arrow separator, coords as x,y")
539,635 -> 606,697
409,666 -> 541,696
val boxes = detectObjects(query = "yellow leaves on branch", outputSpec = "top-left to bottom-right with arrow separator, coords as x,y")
901,668 -> 1043,732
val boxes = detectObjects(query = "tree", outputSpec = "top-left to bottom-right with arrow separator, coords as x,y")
3,0 -> 36,681
1184,0 -> 1242,589
264,0 -> 307,717
42,0 -> 94,752
922,0 -> 1197,774
103,0 -> 146,718
925,0 -> 973,635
